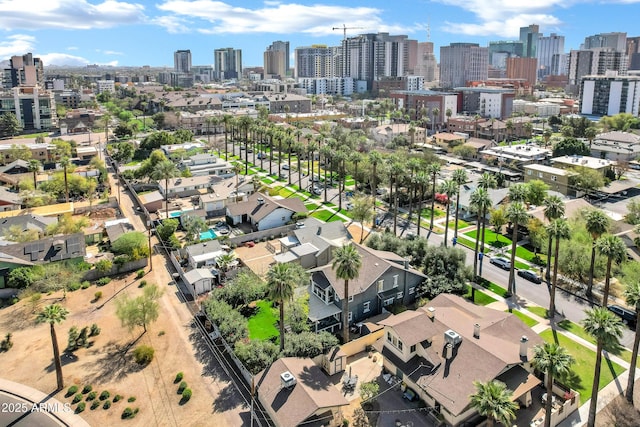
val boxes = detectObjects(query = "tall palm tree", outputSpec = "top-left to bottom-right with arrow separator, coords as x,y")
439,179 -> 457,247
36,304 -> 69,390
222,115 -> 232,160
583,307 -> 623,427
389,160 -> 405,235
469,380 -> 518,427
60,156 -> 71,203
349,151 -> 363,191
332,243 -> 362,343
266,263 -> 308,351
427,162 -> 441,233
585,210 -> 610,296
508,183 -> 528,204
320,145 -> 333,203
547,219 -> 571,317
624,281 -> 640,405
478,173 -> 497,256
151,160 -> 180,218
532,343 -> 575,427
293,141 -> 304,190
543,195 -> 565,283
470,187 -> 491,278
452,169 -> 468,239
596,235 -> 627,304
28,159 -> 40,189
415,171 -> 429,237
506,201 -> 528,295
334,150 -> 347,212
368,151 -> 383,226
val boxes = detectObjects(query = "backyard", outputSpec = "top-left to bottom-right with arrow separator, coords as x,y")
247,300 -> 279,341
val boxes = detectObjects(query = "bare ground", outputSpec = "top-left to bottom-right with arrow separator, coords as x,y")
0,259 -> 246,427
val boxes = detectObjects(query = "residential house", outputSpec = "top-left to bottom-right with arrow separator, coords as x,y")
528,198 -> 593,224
307,243 -> 427,333
226,193 -> 306,232
256,357 -> 349,427
160,142 -> 204,157
0,159 -> 30,175
0,214 -> 56,242
139,191 -> 164,213
184,240 -> 226,269
183,268 -> 215,297
104,218 -> 135,244
0,232 -> 86,263
376,293 -> 545,426
456,187 -> 509,220
432,132 -> 466,152
590,131 -> 640,162
524,164 -> 576,196
199,176 -> 255,217
458,138 -> 492,160
481,144 -> 551,168
0,252 -> 35,287
0,143 -> 56,165
158,175 -> 223,198
75,146 -> 98,161
179,153 -> 234,178
0,187 -> 21,211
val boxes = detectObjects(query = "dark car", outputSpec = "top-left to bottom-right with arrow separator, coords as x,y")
607,305 -> 637,327
517,269 -> 542,284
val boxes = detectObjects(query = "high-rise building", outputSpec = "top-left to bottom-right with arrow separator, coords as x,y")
415,41 -> 438,82
506,57 -> 538,86
519,24 -> 541,58
582,32 -> 627,52
580,73 -> 640,116
294,45 -> 339,78
567,49 -> 629,95
2,53 -> 44,88
264,41 -> 290,79
488,41 -> 524,66
439,43 -> 489,88
173,50 -> 192,74
537,33 -> 565,79
627,36 -> 640,70
214,48 -> 242,80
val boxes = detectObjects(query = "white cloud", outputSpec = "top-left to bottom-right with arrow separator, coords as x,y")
67,46 -> 79,51
150,15 -> 192,34
443,14 -> 562,38
0,0 -> 145,30
156,1 -> 420,36
38,52 -> 118,67
0,34 -> 36,57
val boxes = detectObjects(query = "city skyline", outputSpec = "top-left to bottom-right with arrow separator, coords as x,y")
0,0 -> 639,68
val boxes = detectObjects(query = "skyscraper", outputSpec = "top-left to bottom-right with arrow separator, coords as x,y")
537,33 -> 565,79
582,32 -> 627,52
294,45 -> 339,78
214,48 -> 242,80
2,53 -> 44,88
264,41 -> 290,79
519,24 -> 541,58
628,36 -> 640,70
173,50 -> 192,74
415,41 -> 438,82
439,43 -> 489,88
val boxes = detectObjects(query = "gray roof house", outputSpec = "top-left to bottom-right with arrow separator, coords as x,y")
590,131 -> 640,162
0,214 -> 56,238
307,243 -> 427,334
0,159 -> 31,174
184,240 -> 226,269
456,187 -> 509,220
0,232 -> 86,263
0,187 -> 22,211
227,192 -> 306,232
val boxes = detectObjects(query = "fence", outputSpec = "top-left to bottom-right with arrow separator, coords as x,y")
82,257 -> 148,281
339,329 -> 386,358
227,224 -> 296,246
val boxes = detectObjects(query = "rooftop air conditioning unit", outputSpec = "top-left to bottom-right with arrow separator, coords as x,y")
444,329 -> 463,347
280,371 -> 296,389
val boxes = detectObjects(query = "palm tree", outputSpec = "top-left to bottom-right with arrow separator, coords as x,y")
266,263 -> 308,351
585,210 -> 610,296
506,201 -> 528,295
332,243 -> 362,343
389,160 -> 405,235
583,307 -> 624,427
368,150 -> 383,225
452,169 -> 468,239
432,107 -> 440,132
151,160 -> 180,218
508,183 -> 528,203
624,281 -> 640,404
60,156 -> 71,203
532,343 -> 575,427
427,162 -> 441,233
547,219 -> 570,317
36,304 -> 69,390
469,380 -> 518,427
320,145 -> 333,203
470,187 -> 491,278
415,171 -> 429,237
222,115 -> 232,160
596,235 -> 627,304
28,159 -> 40,189
478,173 -> 497,256
439,179 -> 457,247
543,195 -> 565,283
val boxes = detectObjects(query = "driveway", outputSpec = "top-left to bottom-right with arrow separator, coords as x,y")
373,376 -> 435,427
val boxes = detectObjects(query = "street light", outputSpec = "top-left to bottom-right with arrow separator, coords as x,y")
147,221 -> 155,272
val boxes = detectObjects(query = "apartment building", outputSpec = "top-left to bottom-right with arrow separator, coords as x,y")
0,86 -> 57,131
440,43 -> 489,88
580,73 -> 640,117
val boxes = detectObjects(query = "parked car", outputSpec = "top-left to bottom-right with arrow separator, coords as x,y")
607,305 -> 637,327
489,256 -> 511,270
257,152 -> 267,159
244,241 -> 255,248
517,269 -> 542,284
282,164 -> 290,170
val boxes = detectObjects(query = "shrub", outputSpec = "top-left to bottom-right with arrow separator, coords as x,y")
127,397 -> 136,403
174,372 -> 184,383
86,391 -> 97,401
90,400 -> 100,410
121,407 -> 135,419
103,400 -> 111,410
139,280 -> 147,288
158,330 -> 165,336
113,394 -> 123,402
81,281 -> 91,289
99,391 -> 110,401
66,385 -> 78,397
82,385 -> 92,394
94,291 -> 103,301
136,269 -> 145,279
72,393 -> 83,404
68,326 -> 80,350
75,402 -> 86,413
68,282 -> 81,292
177,381 -> 187,394
90,323 -> 101,337
95,259 -> 113,273
96,277 -> 111,286
133,345 -> 154,365
180,388 -> 192,403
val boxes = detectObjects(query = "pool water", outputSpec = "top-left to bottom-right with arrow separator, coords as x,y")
169,211 -> 182,218
199,229 -> 218,240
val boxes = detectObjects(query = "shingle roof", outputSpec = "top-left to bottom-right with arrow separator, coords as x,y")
227,192 -> 306,222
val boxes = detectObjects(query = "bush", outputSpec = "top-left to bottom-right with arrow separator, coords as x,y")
95,259 -> 113,273
96,277 -> 111,286
90,323 -> 101,337
121,407 -> 135,419
94,291 -> 103,300
113,394 -> 123,402
139,280 -> 147,288
177,381 -> 187,394
99,391 -> 110,401
180,388 -> 192,403
82,385 -> 92,394
72,393 -> 83,404
133,345 -> 154,365
68,326 -> 79,350
75,402 -> 86,413
103,400 -> 111,410
136,270 -> 145,279
66,385 -> 78,397
68,282 -> 81,292
81,281 -> 91,289
90,400 -> 100,410
174,372 -> 184,383
127,397 -> 136,403
86,391 -> 97,401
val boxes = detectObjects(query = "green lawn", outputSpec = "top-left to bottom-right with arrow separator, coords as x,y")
507,246 -> 547,264
527,306 -> 549,319
465,286 -> 497,306
557,320 -> 596,345
311,210 -> 344,223
447,219 -> 470,229
345,179 -> 356,186
539,329 -> 626,404
509,310 -> 539,327
465,229 -> 510,248
278,187 -> 295,198
477,279 -> 509,298
304,202 -> 319,211
261,177 -> 275,184
247,300 -> 279,340
456,236 -> 476,249
420,208 -> 445,218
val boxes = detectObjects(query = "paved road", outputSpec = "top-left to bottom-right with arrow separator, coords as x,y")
0,392 -> 72,427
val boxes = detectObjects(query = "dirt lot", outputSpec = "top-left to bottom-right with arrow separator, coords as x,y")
0,261 -> 246,427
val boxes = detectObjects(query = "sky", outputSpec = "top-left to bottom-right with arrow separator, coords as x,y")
0,0 -> 639,68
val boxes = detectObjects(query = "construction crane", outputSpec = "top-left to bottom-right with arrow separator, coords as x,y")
332,24 -> 364,40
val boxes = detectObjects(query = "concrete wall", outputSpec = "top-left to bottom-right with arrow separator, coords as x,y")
227,224 -> 296,246
339,329 -> 385,358
83,257 -> 148,281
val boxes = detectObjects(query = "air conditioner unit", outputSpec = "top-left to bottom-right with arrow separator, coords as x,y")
444,329 -> 462,347
280,371 -> 296,389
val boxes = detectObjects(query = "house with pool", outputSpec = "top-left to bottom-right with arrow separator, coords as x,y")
226,192 -> 306,232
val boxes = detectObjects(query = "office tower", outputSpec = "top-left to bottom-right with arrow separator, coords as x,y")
214,48 -> 242,80
582,32 -> 627,52
537,33 -> 565,79
264,41 -> 290,78
506,57 -> 538,86
627,36 -> 640,70
294,45 -> 339,78
2,53 -> 44,88
439,43 -> 489,88
519,24 -> 541,58
173,50 -> 192,73
415,41 -> 437,82
488,41 -> 524,65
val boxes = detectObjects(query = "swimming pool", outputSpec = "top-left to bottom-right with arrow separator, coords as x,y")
169,211 -> 182,218
199,229 -> 218,240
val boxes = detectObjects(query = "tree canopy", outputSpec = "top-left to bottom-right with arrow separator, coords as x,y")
552,137 -> 590,157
